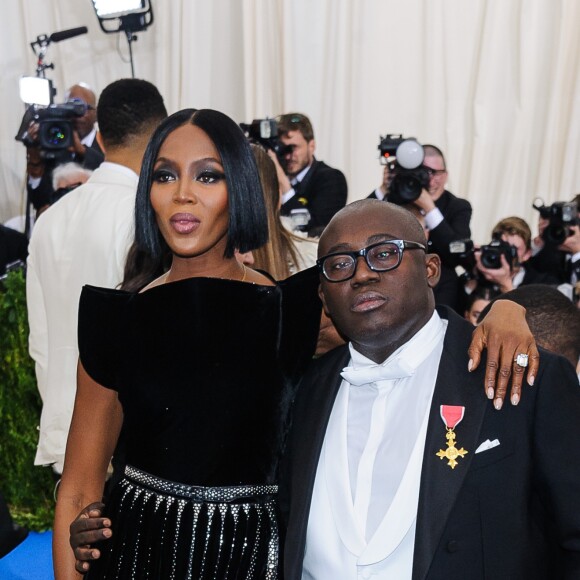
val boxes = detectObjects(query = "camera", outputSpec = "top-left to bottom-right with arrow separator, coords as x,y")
449,239 -> 477,280
37,100 -> 88,152
240,119 -> 292,164
479,239 -> 518,270
15,99 -> 88,159
449,237 -> 518,284
378,134 -> 430,205
532,199 -> 579,245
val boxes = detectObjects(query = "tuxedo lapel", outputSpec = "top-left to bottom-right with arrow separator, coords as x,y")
295,159 -> 318,199
285,346 -> 350,570
412,313 -> 489,580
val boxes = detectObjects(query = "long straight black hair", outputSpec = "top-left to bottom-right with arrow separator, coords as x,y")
134,108 -> 268,265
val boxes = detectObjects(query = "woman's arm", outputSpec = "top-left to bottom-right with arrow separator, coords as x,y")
468,299 -> 540,409
53,361 -> 123,580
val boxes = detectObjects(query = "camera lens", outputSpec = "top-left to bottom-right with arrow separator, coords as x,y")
544,225 -> 568,245
388,166 -> 430,205
481,249 -> 502,269
46,125 -> 67,146
39,120 -> 72,150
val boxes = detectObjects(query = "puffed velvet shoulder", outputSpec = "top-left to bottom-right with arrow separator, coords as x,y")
277,266 -> 322,381
78,285 -> 132,390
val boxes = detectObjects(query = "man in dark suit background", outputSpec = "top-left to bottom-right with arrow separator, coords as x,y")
276,113 -> 347,237
367,144 -> 471,312
25,83 -> 104,217
281,199 -> 580,579
413,144 -> 471,312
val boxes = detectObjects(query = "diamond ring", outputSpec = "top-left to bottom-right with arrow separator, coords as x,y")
514,353 -> 529,368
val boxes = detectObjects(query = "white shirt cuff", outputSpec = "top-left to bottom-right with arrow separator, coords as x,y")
424,208 -> 444,230
374,188 -> 386,201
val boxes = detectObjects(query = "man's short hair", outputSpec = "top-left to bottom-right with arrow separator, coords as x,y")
422,144 -> 446,170
482,284 -> 580,367
97,79 -> 167,150
492,216 -> 532,250
277,113 -> 314,141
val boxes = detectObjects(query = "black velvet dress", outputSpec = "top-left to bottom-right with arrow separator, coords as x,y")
78,268 -> 321,579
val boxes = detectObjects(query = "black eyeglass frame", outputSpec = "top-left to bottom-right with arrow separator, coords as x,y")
424,167 -> 447,178
317,239 -> 427,282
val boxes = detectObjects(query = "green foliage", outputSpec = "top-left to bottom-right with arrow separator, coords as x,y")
0,268 -> 54,531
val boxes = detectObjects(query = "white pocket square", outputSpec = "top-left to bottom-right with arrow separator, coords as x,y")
475,439 -> 500,454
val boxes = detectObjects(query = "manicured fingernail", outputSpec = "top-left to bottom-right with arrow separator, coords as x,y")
487,387 -> 494,400
528,375 -> 535,386
468,359 -> 474,372
511,393 -> 519,406
103,529 -> 112,538
494,398 -> 503,410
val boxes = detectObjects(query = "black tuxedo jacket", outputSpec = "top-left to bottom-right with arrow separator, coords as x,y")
428,190 -> 472,312
365,189 -> 471,311
280,308 -> 580,579
81,137 -> 104,171
281,159 -> 347,237
521,264 -> 560,286
0,225 -> 28,275
529,245 -> 569,284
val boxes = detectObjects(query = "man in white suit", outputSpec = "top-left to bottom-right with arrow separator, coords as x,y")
26,79 -> 167,474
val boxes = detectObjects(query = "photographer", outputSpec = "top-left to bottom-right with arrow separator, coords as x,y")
25,144 -> 53,214
24,83 -> 104,215
368,164 -> 392,200
381,142 -> 471,311
62,83 -> 103,169
276,113 -> 347,237
529,194 -> 580,286
475,217 -> 559,293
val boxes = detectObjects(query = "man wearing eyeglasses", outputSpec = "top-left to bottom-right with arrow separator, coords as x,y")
64,83 -> 104,171
280,199 -> 580,579
25,83 -> 104,216
275,113 -> 347,237
413,144 -> 472,312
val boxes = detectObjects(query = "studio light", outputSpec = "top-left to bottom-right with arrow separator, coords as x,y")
91,0 -> 153,34
91,0 -> 153,77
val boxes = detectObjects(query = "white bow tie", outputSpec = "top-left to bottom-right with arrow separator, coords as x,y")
341,356 -> 415,386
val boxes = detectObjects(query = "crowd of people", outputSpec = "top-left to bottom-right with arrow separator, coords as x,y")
1,76 -> 580,578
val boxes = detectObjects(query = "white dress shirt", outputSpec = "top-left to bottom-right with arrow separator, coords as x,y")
281,163 -> 312,205
303,312 -> 447,579
81,125 -> 97,148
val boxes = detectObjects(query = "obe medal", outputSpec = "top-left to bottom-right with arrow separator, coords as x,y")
436,405 -> 468,469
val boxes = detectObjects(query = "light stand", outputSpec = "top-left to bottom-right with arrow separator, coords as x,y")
19,27 -> 88,236
91,1 -> 153,78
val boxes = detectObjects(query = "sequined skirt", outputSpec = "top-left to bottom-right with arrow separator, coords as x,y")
85,465 -> 280,579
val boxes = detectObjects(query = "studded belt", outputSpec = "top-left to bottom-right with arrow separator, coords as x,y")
124,465 -> 278,502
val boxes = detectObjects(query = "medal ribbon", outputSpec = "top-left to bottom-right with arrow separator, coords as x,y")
440,405 -> 465,429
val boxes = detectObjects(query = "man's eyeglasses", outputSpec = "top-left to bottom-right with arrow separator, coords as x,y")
424,167 -> 447,178
67,97 -> 96,112
317,239 -> 427,282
